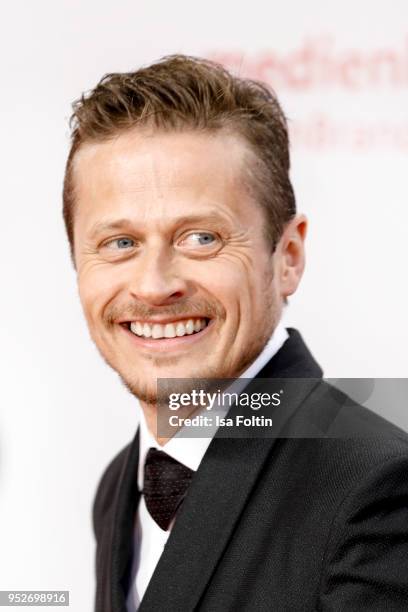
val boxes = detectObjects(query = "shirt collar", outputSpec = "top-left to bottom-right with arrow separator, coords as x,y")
137,321 -> 289,489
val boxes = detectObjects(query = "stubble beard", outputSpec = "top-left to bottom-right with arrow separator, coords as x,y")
117,284 -> 281,409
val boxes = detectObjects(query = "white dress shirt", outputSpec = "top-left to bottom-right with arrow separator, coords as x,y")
126,322 -> 289,611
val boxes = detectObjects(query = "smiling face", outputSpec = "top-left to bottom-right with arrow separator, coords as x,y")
72,128 -> 302,410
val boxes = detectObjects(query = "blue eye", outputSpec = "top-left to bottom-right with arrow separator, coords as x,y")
181,232 -> 217,247
116,237 -> 134,249
104,237 -> 135,249
197,233 -> 215,245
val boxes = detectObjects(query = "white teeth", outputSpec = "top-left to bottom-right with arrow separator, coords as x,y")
176,322 -> 186,336
129,318 -> 208,339
152,324 -> 165,339
130,322 -> 140,336
185,319 -> 194,334
164,323 -> 176,338
143,323 -> 152,338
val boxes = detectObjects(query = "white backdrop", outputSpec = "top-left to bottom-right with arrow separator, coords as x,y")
1,1 -> 407,609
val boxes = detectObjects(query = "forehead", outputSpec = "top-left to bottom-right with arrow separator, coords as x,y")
72,128 -> 258,233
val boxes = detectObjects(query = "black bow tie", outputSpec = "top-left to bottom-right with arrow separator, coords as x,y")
143,447 -> 194,531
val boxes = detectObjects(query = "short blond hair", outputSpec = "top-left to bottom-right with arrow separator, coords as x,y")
63,54 -> 296,257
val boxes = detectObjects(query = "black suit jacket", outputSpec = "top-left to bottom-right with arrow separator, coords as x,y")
93,329 -> 408,611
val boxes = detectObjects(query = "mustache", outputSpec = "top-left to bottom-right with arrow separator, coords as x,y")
104,299 -> 225,325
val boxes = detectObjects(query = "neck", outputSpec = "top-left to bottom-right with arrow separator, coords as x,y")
139,401 -> 169,445
139,398 -> 212,446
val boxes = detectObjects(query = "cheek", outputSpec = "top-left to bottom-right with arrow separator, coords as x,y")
198,256 -> 259,314
217,257 -> 275,327
77,263 -> 123,322
217,252 -> 265,295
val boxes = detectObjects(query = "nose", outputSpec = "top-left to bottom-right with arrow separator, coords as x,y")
128,244 -> 188,306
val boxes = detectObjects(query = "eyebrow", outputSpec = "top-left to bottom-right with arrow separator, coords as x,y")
88,219 -> 131,238
88,212 -> 233,239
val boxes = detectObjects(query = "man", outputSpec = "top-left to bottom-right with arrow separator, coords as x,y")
63,55 -> 408,611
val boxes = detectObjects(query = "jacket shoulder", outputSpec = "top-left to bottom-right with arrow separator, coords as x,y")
306,380 -> 408,444
317,452 -> 408,609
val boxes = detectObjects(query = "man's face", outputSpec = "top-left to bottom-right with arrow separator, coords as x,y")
73,129 -> 285,404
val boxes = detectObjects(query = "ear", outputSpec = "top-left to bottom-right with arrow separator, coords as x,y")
276,214 -> 307,299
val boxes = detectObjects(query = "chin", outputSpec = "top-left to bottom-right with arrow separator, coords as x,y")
118,362 -> 222,405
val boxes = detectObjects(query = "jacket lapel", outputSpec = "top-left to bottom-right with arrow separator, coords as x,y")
137,328 -> 323,611
138,436 -> 279,611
